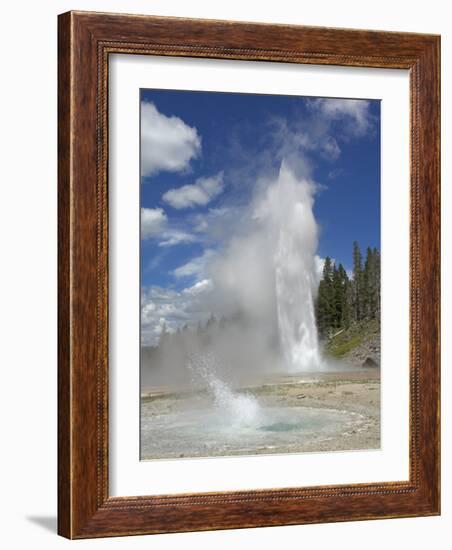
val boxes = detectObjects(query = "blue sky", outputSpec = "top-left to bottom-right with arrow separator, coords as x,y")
140,89 -> 380,345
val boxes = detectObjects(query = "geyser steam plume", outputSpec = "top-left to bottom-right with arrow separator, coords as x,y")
141,159 -> 324,391
258,160 -> 323,371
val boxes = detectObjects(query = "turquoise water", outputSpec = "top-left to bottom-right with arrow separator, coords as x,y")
140,402 -> 362,460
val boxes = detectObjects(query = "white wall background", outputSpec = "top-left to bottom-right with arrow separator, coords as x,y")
0,1 -> 449,548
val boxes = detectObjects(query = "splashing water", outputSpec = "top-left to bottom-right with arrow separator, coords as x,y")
187,353 -> 261,426
267,161 -> 323,371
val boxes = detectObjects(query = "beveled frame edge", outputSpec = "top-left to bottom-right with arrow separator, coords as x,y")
57,10 -> 440,539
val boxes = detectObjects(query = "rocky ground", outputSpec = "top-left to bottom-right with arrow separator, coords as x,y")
246,368 -> 380,453
325,319 -> 381,368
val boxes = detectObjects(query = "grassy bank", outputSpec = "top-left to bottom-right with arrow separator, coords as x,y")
324,319 -> 380,363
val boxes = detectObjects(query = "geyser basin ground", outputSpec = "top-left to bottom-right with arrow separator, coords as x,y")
141,368 -> 380,460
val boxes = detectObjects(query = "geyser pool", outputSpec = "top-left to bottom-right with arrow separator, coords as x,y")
141,398 -> 362,460
140,352 -> 360,460
141,355 -> 374,460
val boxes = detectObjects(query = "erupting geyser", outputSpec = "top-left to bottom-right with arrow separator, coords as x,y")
275,163 -> 322,370
260,160 -> 323,371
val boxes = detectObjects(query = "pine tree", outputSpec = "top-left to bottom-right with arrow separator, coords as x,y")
315,242 -> 379,339
332,265 -> 342,328
316,257 -> 335,337
361,246 -> 381,321
362,247 -> 369,319
352,241 -> 363,321
373,247 -> 381,320
367,247 -> 380,321
336,263 -> 350,328
341,271 -> 352,329
316,279 -> 327,337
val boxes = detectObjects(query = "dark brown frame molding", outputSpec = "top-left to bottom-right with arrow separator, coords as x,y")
58,11 -> 440,539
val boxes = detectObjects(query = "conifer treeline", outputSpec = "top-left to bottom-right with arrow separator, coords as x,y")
315,242 -> 380,339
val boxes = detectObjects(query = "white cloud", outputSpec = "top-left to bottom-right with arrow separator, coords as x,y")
141,207 -> 167,238
158,228 -> 197,247
172,249 -> 216,279
310,98 -> 372,135
162,172 -> 224,209
141,102 -> 201,177
141,207 -> 197,247
183,278 -> 213,296
320,136 -> 341,161
141,280 -> 214,345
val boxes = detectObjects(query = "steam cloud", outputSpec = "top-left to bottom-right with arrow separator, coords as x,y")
141,158 -> 323,388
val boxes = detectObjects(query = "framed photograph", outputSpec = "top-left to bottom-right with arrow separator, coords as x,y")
58,11 -> 440,538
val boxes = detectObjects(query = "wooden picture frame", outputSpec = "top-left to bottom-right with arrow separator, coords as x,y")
58,11 -> 440,539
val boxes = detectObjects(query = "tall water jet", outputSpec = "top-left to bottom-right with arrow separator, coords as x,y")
271,161 -> 322,371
